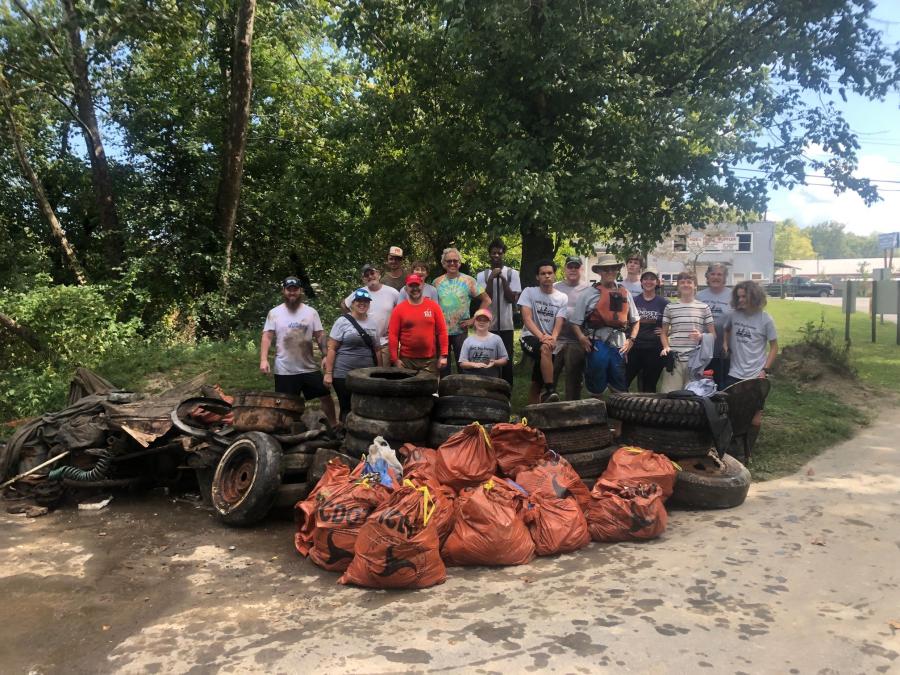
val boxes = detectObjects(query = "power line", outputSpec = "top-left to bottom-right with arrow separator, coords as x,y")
730,166 -> 900,185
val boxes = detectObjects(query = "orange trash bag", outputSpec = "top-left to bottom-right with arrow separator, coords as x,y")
525,494 -> 591,556
399,444 -> 438,479
441,478 -> 535,566
434,423 -> 497,490
514,452 -> 592,512
585,480 -> 668,542
490,421 -> 548,478
339,481 -> 447,589
295,460 -> 356,556
601,446 -> 679,499
308,475 -> 392,572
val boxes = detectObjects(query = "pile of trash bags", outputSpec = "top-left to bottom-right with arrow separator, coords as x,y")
294,421 -> 679,589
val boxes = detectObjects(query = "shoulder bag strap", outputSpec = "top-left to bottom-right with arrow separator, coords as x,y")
343,314 -> 379,365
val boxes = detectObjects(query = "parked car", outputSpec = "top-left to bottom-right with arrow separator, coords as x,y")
765,277 -> 834,297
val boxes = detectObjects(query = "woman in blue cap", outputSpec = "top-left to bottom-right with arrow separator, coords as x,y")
323,288 -> 381,422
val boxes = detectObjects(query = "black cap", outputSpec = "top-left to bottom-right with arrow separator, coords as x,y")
565,255 -> 582,267
282,276 -> 302,288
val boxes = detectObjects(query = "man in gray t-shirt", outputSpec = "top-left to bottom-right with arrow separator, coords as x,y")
697,263 -> 732,388
553,255 -> 590,400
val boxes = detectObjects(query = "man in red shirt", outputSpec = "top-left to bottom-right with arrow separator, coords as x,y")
389,274 -> 449,373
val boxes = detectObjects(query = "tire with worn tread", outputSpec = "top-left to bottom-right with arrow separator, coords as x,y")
433,396 -> 510,424
543,425 -> 615,456
620,424 -> 715,458
606,393 -> 728,430
439,375 -> 511,401
346,367 -> 437,397
281,452 -> 313,474
522,399 -> 608,429
211,432 -> 283,527
563,446 -> 618,479
345,412 -> 430,443
670,454 -> 750,509
350,392 -> 434,420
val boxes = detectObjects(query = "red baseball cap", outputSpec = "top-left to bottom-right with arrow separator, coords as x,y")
405,274 -> 423,286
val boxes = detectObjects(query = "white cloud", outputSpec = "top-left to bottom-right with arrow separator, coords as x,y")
766,153 -> 900,236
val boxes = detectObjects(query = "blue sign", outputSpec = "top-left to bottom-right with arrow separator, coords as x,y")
878,232 -> 899,250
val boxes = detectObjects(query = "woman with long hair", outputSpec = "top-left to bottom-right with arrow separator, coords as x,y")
723,281 -> 778,387
625,268 -> 669,391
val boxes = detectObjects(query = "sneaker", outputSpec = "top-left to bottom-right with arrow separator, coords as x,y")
540,388 -> 560,403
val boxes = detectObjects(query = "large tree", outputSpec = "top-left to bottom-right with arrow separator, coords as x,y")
775,219 -> 816,260
335,0 -> 899,280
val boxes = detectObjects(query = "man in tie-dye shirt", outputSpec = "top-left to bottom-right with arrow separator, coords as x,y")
433,247 -> 490,376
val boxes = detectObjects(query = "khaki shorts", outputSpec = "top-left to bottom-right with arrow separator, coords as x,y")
400,357 -> 438,374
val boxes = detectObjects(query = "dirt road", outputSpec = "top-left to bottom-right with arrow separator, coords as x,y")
2,409 -> 899,674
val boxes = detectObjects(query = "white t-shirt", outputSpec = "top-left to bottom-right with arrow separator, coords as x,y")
263,303 -> 323,375
476,266 -> 522,331
344,285 -> 399,346
518,286 -> 568,338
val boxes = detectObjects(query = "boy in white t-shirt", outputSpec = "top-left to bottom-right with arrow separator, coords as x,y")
260,276 -> 337,426
459,308 -> 509,380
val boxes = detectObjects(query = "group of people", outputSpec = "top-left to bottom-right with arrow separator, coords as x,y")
259,243 -> 779,426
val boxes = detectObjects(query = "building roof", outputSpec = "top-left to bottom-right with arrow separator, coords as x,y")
783,258 -> 892,276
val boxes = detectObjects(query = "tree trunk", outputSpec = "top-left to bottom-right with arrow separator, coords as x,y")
0,76 -> 87,286
215,0 -> 257,295
0,311 -> 46,354
61,0 -> 122,271
519,223 -> 554,288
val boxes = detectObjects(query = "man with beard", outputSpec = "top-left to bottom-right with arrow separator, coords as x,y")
342,263 -> 399,366
260,276 -> 337,426
381,245 -> 408,291
389,274 -> 449,373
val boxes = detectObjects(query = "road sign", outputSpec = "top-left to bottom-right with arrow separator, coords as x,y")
878,232 -> 899,250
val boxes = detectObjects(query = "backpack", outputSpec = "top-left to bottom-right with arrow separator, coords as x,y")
585,284 -> 629,330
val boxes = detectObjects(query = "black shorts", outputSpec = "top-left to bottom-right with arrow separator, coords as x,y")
519,335 -> 552,383
274,372 -> 329,400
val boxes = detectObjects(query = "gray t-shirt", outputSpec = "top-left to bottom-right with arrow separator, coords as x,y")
344,285 -> 398,346
569,283 -> 640,348
263,303 -> 323,375
621,279 -> 643,295
726,310 -> 777,380
517,286 -> 568,338
459,332 -> 509,379
328,315 -> 380,378
554,280 -> 590,343
697,287 -> 733,357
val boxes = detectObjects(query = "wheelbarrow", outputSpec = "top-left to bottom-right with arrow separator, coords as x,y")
720,378 -> 772,464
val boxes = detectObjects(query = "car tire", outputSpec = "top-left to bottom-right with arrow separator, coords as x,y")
670,454 -> 751,510
211,432 -> 283,527
345,412 -> 430,442
543,425 -> 615,456
438,375 -> 511,402
346,367 -> 437,397
619,424 -> 715,458
350,392 -> 434,420
564,445 -> 618,479
273,482 -> 311,509
433,396 -> 510,424
522,399 -> 608,429
606,393 -> 728,430
818,290 -> 829,297
282,452 -> 313,475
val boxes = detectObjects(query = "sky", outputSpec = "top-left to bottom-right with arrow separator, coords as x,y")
764,2 -> 900,237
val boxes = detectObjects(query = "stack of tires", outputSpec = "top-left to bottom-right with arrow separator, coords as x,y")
343,367 -> 437,455
428,375 -> 511,448
520,399 -> 616,487
606,392 -> 750,509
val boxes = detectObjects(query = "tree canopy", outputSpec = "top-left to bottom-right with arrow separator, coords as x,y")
1,0 -> 898,314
